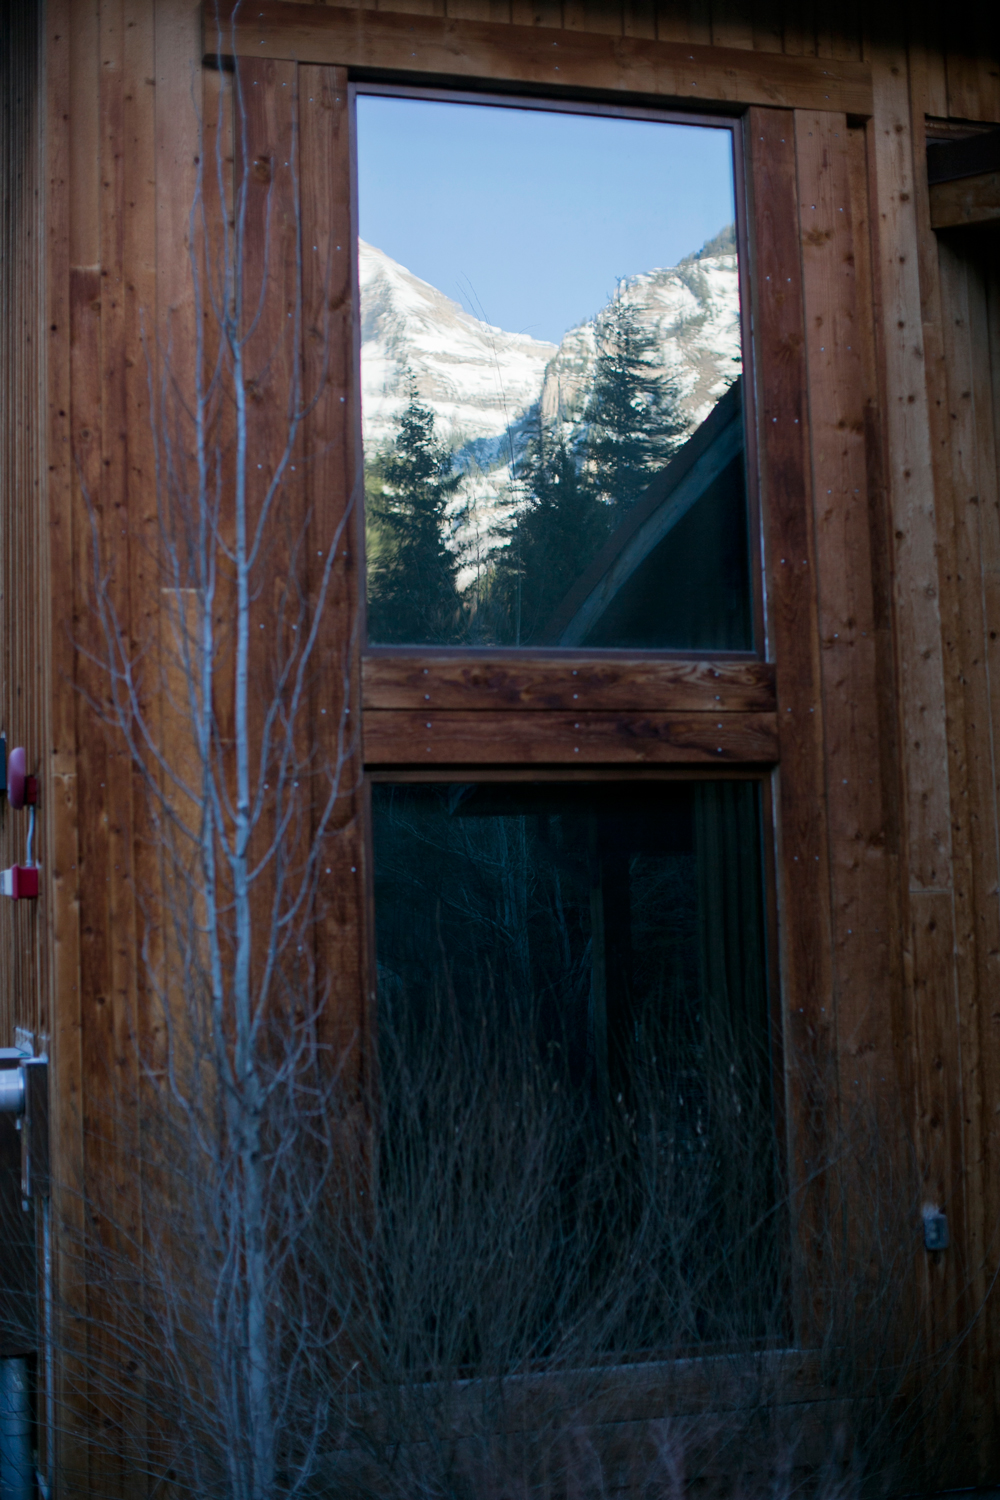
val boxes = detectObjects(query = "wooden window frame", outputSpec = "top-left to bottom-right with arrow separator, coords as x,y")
353,85 -> 773,771
212,1 -> 884,1357
352,77 -> 786,1288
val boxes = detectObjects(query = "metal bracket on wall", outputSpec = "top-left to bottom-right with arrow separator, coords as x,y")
0,1056 -> 48,1201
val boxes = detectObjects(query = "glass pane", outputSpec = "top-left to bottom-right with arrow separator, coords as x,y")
358,97 -> 752,650
372,781 -> 779,1360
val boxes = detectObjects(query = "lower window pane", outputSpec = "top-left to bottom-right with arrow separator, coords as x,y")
371,780 -> 781,1368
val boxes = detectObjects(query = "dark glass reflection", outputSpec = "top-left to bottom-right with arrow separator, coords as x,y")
365,374 -> 752,652
372,781 -> 780,1358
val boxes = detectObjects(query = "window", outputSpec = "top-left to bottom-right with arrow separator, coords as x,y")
355,89 -> 780,1361
357,92 -> 759,653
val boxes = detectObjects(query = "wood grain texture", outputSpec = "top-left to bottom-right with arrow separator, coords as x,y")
893,37 -> 978,1469
363,709 -> 779,763
654,0 -> 710,45
907,0 -> 950,120
509,0 -> 564,29
929,172 -> 1000,229
44,0 -> 88,1481
363,654 -> 777,711
32,0 -> 1000,1482
870,51 -> 952,892
0,0 -> 49,1060
709,0 -> 753,50
794,110 -> 893,1097
299,62 -> 371,1066
928,232 -> 1000,1476
209,0 -> 875,113
747,106 -> 834,1342
945,16 -> 1000,126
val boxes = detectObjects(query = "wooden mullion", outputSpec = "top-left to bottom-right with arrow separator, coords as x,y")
747,105 -> 834,1346
363,653 -> 776,712
363,708 -> 778,765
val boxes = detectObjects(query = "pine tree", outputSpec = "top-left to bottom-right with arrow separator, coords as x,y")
582,287 -> 687,517
488,414 -> 610,645
367,373 -> 465,644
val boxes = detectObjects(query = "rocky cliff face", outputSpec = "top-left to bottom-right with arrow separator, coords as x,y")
538,239 -> 742,439
359,240 -> 557,453
359,230 -> 742,586
359,229 -> 741,462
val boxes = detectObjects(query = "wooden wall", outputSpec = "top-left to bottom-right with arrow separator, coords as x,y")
0,0 -> 48,1054
26,0 -> 1000,1489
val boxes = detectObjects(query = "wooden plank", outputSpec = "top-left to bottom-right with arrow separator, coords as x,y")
298,62 -> 371,1068
782,0 -> 816,59
120,0 -> 157,1468
655,0 -> 711,46
905,50 -> 981,1463
848,116 -> 911,1122
98,0 -> 142,1244
509,0 -> 564,30
155,0 -> 202,337
746,106 -> 834,1343
209,0 -> 875,114
64,6 -> 107,1489
363,654 -> 776,711
980,247 -> 1000,1455
929,172 -> 1000,230
69,0 -> 101,269
562,0 -> 624,36
380,0 -> 445,15
43,0 -> 87,1487
946,22 -> 1000,127
340,1348 -> 830,1440
933,234 -> 1000,1477
70,255 -> 114,1500
906,0 -> 948,119
749,0 -> 782,55
87,3 -> 142,1488
870,51 -> 952,892
708,0 -> 753,51
794,110 -> 893,1103
363,709 -> 779,764
231,55 -> 307,1062
872,42 -> 970,1463
621,0 -> 656,41
909,890 -> 968,1351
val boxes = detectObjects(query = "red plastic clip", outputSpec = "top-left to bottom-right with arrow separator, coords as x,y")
7,748 -> 36,809
1,866 -> 39,900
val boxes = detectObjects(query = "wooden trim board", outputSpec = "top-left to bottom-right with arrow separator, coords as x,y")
363,709 -> 779,764
363,654 -> 777,712
206,1 -> 873,115
930,170 -> 1000,228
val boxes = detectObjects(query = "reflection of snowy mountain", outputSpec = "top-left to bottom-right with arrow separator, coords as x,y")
359,229 -> 742,588
359,228 -> 741,459
540,230 -> 742,437
359,241 -> 556,451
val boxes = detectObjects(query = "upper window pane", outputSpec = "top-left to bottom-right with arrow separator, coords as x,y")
358,96 -> 751,651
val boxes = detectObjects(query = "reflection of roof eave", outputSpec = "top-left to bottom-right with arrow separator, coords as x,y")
543,377 -> 743,647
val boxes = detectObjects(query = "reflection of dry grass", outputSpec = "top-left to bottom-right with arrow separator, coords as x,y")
62,994 -> 978,1500
311,1001 -> 958,1500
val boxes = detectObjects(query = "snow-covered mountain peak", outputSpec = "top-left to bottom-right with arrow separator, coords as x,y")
538,249 -> 741,438
359,233 -> 742,589
359,240 -> 557,452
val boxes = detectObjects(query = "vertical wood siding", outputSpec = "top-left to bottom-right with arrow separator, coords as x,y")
0,0 -> 48,1052
34,0 -> 1000,1487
